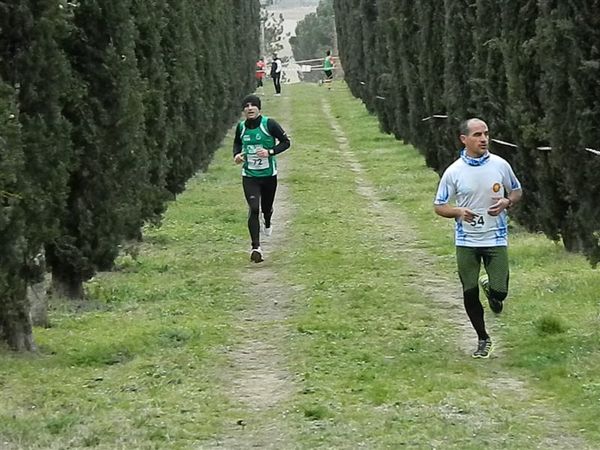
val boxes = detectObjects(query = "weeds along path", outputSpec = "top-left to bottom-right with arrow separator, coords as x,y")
320,98 -> 588,449
210,96 -> 297,449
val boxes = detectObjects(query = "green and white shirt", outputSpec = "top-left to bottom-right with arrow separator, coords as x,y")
240,116 -> 277,177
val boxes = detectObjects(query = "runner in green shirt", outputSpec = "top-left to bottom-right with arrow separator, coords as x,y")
233,95 -> 291,262
323,50 -> 334,90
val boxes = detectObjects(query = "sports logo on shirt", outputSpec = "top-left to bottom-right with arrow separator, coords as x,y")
492,183 -> 501,193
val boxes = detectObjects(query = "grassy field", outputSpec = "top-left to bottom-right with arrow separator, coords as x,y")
1,82 -> 599,449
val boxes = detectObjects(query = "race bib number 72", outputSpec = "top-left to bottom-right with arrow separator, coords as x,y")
245,145 -> 270,170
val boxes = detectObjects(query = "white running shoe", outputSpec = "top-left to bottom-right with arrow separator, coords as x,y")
250,247 -> 264,263
264,226 -> 273,237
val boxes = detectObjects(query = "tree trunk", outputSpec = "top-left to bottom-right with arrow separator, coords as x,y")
28,276 -> 50,328
561,224 -> 585,253
0,281 -> 35,351
50,266 -> 84,301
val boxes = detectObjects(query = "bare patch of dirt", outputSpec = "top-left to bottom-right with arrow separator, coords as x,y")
321,98 -> 589,450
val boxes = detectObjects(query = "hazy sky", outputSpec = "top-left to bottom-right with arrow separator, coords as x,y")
271,0 -> 319,9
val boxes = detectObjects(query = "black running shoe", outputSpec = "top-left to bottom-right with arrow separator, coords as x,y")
479,275 -> 503,313
472,338 -> 493,359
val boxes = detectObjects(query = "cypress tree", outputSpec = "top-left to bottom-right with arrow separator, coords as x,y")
0,82 -> 32,350
232,0 -> 261,100
162,0 -> 199,194
0,0 -> 73,349
358,0 -> 379,113
374,0 -> 401,137
371,0 -> 395,136
537,0 -> 600,257
333,0 -> 364,97
415,0 -> 452,172
196,1 -> 231,164
471,1 -> 507,133
535,1 -> 581,251
500,0 -> 547,232
47,0 -> 147,299
569,0 -> 600,264
396,1 -> 425,147
442,0 -> 473,128
132,0 -> 171,223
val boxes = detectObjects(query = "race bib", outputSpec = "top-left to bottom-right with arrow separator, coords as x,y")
245,145 -> 270,170
463,210 -> 493,233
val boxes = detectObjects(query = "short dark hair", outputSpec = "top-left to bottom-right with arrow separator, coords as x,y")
459,120 -> 470,136
459,118 -> 485,136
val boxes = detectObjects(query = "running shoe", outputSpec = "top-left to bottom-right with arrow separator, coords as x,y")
264,225 -> 273,237
472,338 -> 493,359
250,247 -> 264,263
479,275 -> 503,313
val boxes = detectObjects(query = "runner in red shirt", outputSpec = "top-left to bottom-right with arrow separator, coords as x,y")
255,57 -> 266,88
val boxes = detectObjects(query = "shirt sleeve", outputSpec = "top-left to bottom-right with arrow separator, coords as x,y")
434,169 -> 455,205
267,118 -> 291,155
502,161 -> 522,193
232,124 -> 242,156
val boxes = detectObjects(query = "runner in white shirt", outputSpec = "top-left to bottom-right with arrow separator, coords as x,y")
434,118 -> 522,358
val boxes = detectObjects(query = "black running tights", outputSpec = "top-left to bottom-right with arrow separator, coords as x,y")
463,287 -> 488,340
272,73 -> 281,94
242,176 -> 277,248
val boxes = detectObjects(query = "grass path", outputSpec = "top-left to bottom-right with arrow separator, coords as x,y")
208,95 -> 299,449
1,82 -> 599,449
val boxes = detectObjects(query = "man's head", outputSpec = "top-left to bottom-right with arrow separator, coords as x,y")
241,94 -> 261,119
460,118 -> 489,158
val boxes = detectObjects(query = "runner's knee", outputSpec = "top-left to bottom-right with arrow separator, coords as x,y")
463,287 -> 480,307
247,200 -> 260,216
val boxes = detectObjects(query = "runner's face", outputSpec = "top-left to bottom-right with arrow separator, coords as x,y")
243,103 -> 260,119
461,120 -> 489,157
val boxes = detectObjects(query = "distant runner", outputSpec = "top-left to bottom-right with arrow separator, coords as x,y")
434,118 -> 522,358
255,57 -> 266,89
323,50 -> 334,90
233,94 -> 291,263
270,54 -> 282,96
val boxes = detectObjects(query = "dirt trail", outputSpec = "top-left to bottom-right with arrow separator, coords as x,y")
209,98 -> 297,449
320,98 -> 588,450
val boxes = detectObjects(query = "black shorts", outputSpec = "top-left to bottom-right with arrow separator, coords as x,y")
324,70 -> 333,79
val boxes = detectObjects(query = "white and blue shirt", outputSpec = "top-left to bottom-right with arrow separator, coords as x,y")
434,150 -> 522,247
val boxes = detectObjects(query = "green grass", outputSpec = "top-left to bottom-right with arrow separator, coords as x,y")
1,82 -> 600,449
